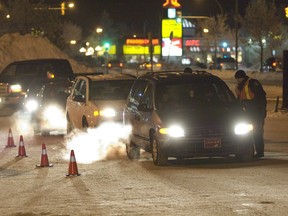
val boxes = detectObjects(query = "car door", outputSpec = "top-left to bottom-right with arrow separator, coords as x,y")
137,82 -> 154,145
124,79 -> 148,142
67,78 -> 87,129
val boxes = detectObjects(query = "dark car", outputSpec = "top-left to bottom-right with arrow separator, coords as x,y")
209,57 -> 236,70
262,57 -> 282,72
0,58 -> 74,109
123,69 -> 254,166
104,59 -> 124,72
29,80 -> 73,135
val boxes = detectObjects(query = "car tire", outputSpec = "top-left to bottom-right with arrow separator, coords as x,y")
126,140 -> 140,160
236,142 -> 254,162
152,135 -> 168,166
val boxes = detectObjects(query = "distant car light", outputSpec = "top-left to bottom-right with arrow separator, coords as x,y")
10,84 -> 22,93
234,123 -> 253,135
25,99 -> 38,112
159,125 -> 184,137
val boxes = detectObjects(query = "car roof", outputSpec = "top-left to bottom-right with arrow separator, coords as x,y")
79,73 -> 136,81
139,69 -> 218,82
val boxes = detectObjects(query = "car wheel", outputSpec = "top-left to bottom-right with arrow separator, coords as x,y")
126,140 -> 140,160
236,143 -> 254,162
82,117 -> 89,131
152,135 -> 168,166
66,114 -> 73,134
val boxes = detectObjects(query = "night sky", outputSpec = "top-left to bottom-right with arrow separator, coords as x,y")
58,0 -> 271,35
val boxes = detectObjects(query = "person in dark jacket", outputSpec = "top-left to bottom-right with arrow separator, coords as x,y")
234,70 -> 267,158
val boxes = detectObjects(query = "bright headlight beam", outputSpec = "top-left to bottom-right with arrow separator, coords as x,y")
25,100 -> 38,112
100,108 -> 116,118
234,123 -> 253,135
159,125 -> 184,137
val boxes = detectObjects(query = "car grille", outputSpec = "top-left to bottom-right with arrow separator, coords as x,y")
188,126 -> 228,137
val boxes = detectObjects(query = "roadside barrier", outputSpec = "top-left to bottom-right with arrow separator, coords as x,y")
6,128 -> 16,148
16,135 -> 28,157
36,143 -> 53,167
66,150 -> 80,176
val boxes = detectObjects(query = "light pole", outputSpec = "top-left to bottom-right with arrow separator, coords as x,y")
212,0 -> 223,16
235,0 -> 239,70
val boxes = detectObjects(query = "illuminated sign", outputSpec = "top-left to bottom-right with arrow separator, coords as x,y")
162,19 -> 182,38
123,45 -> 161,55
168,8 -> 176,18
126,39 -> 159,45
185,39 -> 200,47
162,38 -> 182,56
163,0 -> 181,8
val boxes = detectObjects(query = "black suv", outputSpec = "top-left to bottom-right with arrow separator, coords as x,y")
123,69 -> 254,166
0,58 -> 74,109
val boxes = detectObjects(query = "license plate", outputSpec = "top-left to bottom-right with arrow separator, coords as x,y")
204,137 -> 221,148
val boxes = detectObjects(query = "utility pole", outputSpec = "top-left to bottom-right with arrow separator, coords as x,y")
235,0 -> 239,70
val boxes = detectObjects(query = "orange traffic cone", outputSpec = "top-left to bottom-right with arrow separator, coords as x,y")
66,150 -> 80,176
17,135 -> 28,157
36,143 -> 53,167
6,128 -> 16,148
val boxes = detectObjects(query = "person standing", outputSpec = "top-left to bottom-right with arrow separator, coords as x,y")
234,70 -> 267,158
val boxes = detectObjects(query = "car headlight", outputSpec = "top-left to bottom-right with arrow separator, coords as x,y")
159,125 -> 184,137
43,105 -> 63,119
94,108 -> 116,118
234,123 -> 253,135
25,99 -> 38,112
10,84 -> 22,93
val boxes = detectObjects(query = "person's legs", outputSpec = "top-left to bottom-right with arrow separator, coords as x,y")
254,119 -> 265,157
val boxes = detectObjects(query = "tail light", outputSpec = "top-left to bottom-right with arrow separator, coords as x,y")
47,72 -> 55,79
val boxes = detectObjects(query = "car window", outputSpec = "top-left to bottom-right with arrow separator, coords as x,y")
127,80 -> 148,107
1,64 -> 17,76
89,80 -> 134,100
139,83 -> 153,110
72,79 -> 86,99
156,79 -> 235,109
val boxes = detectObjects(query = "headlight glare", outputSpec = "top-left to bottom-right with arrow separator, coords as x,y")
25,100 -> 38,112
159,125 -> 184,137
10,84 -> 22,93
234,123 -> 253,135
99,108 -> 116,118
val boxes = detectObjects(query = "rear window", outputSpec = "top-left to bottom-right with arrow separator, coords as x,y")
89,80 -> 134,100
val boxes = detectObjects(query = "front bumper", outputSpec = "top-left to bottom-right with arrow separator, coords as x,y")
157,135 -> 253,158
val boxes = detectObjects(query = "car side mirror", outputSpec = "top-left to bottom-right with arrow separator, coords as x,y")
73,94 -> 85,103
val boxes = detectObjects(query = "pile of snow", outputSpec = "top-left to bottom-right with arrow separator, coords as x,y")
0,33 -> 92,72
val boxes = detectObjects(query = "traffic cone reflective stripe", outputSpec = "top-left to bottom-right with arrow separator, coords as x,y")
36,143 -> 53,167
6,128 -> 16,148
66,150 -> 80,176
17,135 -> 27,157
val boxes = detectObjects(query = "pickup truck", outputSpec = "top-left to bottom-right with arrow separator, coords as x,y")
0,58 -> 75,110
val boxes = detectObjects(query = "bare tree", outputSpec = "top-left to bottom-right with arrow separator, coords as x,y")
197,14 -> 232,66
240,0 -> 282,72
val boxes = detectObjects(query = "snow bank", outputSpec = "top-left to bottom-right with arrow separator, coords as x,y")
0,33 -> 91,72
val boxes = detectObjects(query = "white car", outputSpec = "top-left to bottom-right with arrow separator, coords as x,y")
66,74 -> 135,132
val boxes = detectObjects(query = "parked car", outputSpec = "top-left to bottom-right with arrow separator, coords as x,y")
139,61 -> 162,71
104,59 -> 124,72
0,58 -> 74,110
66,73 -> 136,133
123,68 -> 254,166
29,79 -> 74,135
262,57 -> 282,72
209,57 -> 236,70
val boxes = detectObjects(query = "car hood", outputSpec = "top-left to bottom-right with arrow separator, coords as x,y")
157,104 -> 249,128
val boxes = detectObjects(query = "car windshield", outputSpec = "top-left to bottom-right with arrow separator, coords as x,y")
156,79 -> 235,110
89,80 -> 134,100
